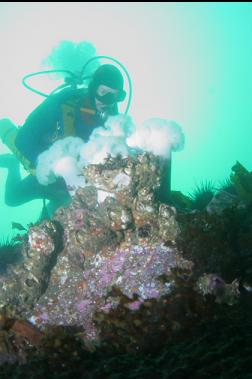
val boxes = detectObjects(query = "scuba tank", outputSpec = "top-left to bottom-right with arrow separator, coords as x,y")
0,118 -> 36,175
0,118 -> 52,221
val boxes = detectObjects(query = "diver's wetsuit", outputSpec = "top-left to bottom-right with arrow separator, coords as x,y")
1,88 -> 118,215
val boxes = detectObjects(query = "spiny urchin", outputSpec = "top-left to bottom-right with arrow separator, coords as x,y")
0,238 -> 23,273
189,180 -> 216,210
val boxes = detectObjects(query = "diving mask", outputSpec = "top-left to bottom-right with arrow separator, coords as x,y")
95,90 -> 126,105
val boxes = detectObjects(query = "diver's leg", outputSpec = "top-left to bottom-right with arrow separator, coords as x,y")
0,153 -> 24,206
5,173 -> 71,211
44,178 -> 72,217
0,155 -> 50,206
4,172 -> 45,206
0,155 -> 42,208
0,118 -> 17,142
0,157 -> 71,215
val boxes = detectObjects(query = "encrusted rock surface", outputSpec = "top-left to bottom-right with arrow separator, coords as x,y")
0,153 -> 240,359
0,220 -> 62,309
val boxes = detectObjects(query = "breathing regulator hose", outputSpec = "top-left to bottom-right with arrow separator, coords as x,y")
22,55 -> 132,115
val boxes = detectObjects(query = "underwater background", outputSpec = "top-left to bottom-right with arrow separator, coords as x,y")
0,2 -> 252,239
0,4 -> 252,379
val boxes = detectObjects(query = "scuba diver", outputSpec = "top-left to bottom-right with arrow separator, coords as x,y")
0,63 -> 127,217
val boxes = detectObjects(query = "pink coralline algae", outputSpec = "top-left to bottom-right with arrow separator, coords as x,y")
75,300 -> 92,312
126,300 -> 143,311
26,242 -> 192,347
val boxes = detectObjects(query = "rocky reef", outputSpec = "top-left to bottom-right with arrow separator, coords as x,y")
0,153 -> 250,377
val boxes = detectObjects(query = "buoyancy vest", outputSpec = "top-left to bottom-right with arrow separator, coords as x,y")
2,92 -> 98,175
